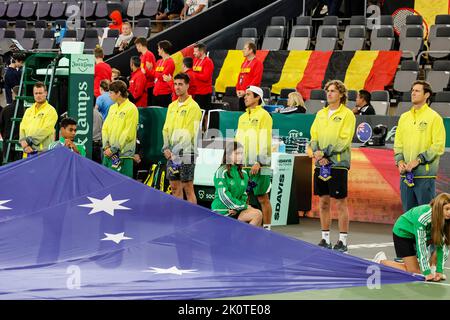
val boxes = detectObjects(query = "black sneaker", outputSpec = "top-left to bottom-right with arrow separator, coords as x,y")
333,240 -> 348,253
318,239 -> 332,249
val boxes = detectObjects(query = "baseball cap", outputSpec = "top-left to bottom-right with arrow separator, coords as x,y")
246,85 -> 265,106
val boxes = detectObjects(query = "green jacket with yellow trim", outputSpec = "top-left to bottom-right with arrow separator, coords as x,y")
235,105 -> 272,166
394,103 -> 445,178
102,99 -> 139,157
310,104 -> 356,169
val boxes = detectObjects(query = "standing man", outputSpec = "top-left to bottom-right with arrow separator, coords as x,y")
128,56 -> 148,107
310,80 -> 356,252
102,80 -> 139,178
235,86 -> 273,230
19,82 -> 58,158
135,37 -> 156,106
4,53 -> 25,105
352,89 -> 375,115
95,80 -> 114,120
394,80 -> 446,212
48,117 -> 86,156
236,42 -> 263,110
162,73 -> 202,204
153,40 -> 175,108
94,47 -> 112,98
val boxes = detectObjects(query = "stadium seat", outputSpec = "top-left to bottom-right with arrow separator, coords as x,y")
262,26 -> 284,50
370,26 -> 395,51
317,15 -> 338,42
137,18 -> 151,27
95,1 -> 109,18
370,90 -> 390,115
399,14 -> 423,42
3,30 -> 15,38
315,27 -> 338,51
426,60 -> 450,93
62,29 -> 78,42
6,1 -> 22,19
36,1 -> 51,19
107,29 -> 120,38
84,29 -> 100,51
54,19 -> 67,28
242,28 -> 258,38
34,20 -> 47,40
395,92 -> 412,116
102,38 -> 117,56
142,0 -> 159,17
80,0 -> 96,19
342,27 -> 365,51
127,0 -> 145,18
65,1 -> 82,18
431,91 -> 450,117
393,60 -> 419,94
287,26 -> 311,50
21,30 -> 36,50
305,89 -> 327,114
270,16 -> 286,27
429,14 -> 450,45
347,90 -> 357,109
296,16 -> 312,27
277,88 -> 296,107
134,27 -> 151,39
50,2 -> 67,19
0,19 -> 6,28
21,1 -> 37,19
399,26 -> 424,59
37,30 -> 55,50
0,2 -> 7,19
95,19 -> 109,37
222,86 -> 240,111
236,37 -> 256,50
343,15 -> 365,39
429,26 -> 450,59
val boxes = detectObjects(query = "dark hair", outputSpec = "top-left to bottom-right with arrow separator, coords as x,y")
33,81 -> 47,91
131,56 -> 141,68
174,72 -> 190,84
412,80 -> 433,103
12,52 -> 26,62
134,37 -> 148,47
94,46 -> 104,58
183,57 -> 193,69
222,141 -> 244,179
109,80 -> 129,98
100,80 -> 110,92
247,89 -> 262,105
194,42 -> 207,52
60,117 -> 77,128
358,89 -> 371,104
245,41 -> 257,54
157,40 -> 172,54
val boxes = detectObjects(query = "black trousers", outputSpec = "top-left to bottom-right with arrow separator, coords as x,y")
153,94 -> 172,108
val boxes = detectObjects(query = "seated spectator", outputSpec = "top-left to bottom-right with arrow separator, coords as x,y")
95,80 -> 114,120
94,47 -> 112,98
128,56 -> 148,107
48,117 -> 86,157
180,0 -> 208,20
109,10 -> 123,33
277,91 -> 306,114
352,89 -> 375,115
112,68 -> 129,86
211,141 -> 263,226
115,22 -> 134,52
155,0 -> 184,33
4,53 -> 25,105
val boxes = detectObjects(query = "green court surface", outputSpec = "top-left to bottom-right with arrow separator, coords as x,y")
220,219 -> 450,300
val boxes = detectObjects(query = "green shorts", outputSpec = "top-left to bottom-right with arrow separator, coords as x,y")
244,166 -> 272,196
103,157 -> 134,178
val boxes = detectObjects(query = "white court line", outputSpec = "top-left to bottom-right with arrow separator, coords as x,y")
348,242 -> 394,250
422,281 -> 450,287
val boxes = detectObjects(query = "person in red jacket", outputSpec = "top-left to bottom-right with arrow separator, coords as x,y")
128,56 -> 148,107
193,42 -> 214,131
164,57 -> 197,101
94,46 -> 112,98
153,40 -> 175,108
135,37 -> 156,106
236,41 -> 263,110
109,10 -> 123,33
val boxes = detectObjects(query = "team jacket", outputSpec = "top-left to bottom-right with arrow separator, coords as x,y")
310,104 -> 356,169
235,105 -> 272,166
193,56 -> 214,95
235,57 -> 263,91
153,57 -> 175,96
129,69 -> 148,107
162,96 -> 202,155
211,165 -> 249,214
393,204 -> 449,276
140,50 -> 156,89
19,101 -> 58,151
102,99 -> 139,157
394,103 -> 445,178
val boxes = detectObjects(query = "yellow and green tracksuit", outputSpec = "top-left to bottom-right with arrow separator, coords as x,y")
394,103 -> 445,178
393,204 -> 449,276
19,100 -> 58,153
310,104 -> 356,169
211,165 -> 249,215
162,96 -> 202,158
102,99 -> 139,178
48,137 -> 86,157
235,105 -> 273,196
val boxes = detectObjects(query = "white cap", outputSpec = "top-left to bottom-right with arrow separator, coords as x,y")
246,85 -> 265,106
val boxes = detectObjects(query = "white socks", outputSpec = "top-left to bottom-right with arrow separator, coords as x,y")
263,224 -> 271,231
322,230 -> 330,244
339,232 -> 348,246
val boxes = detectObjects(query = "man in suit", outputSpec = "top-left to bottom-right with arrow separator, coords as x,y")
352,89 -> 376,115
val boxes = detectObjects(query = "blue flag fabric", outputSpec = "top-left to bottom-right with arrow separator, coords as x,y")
0,148 -> 421,299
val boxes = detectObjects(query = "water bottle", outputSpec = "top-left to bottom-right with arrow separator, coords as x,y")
278,140 -> 286,153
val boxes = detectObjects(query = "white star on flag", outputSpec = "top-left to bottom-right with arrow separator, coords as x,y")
101,232 -> 133,244
0,200 -> 11,210
78,194 -> 131,216
143,266 -> 198,275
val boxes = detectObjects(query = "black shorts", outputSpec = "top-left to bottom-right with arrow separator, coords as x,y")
393,233 -> 417,258
313,168 -> 348,199
194,94 -> 212,111
166,160 -> 195,182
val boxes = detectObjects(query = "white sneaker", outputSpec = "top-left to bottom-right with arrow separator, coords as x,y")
372,251 -> 387,264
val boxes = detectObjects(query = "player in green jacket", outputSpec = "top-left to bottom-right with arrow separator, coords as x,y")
373,193 -> 450,281
211,141 -> 262,226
